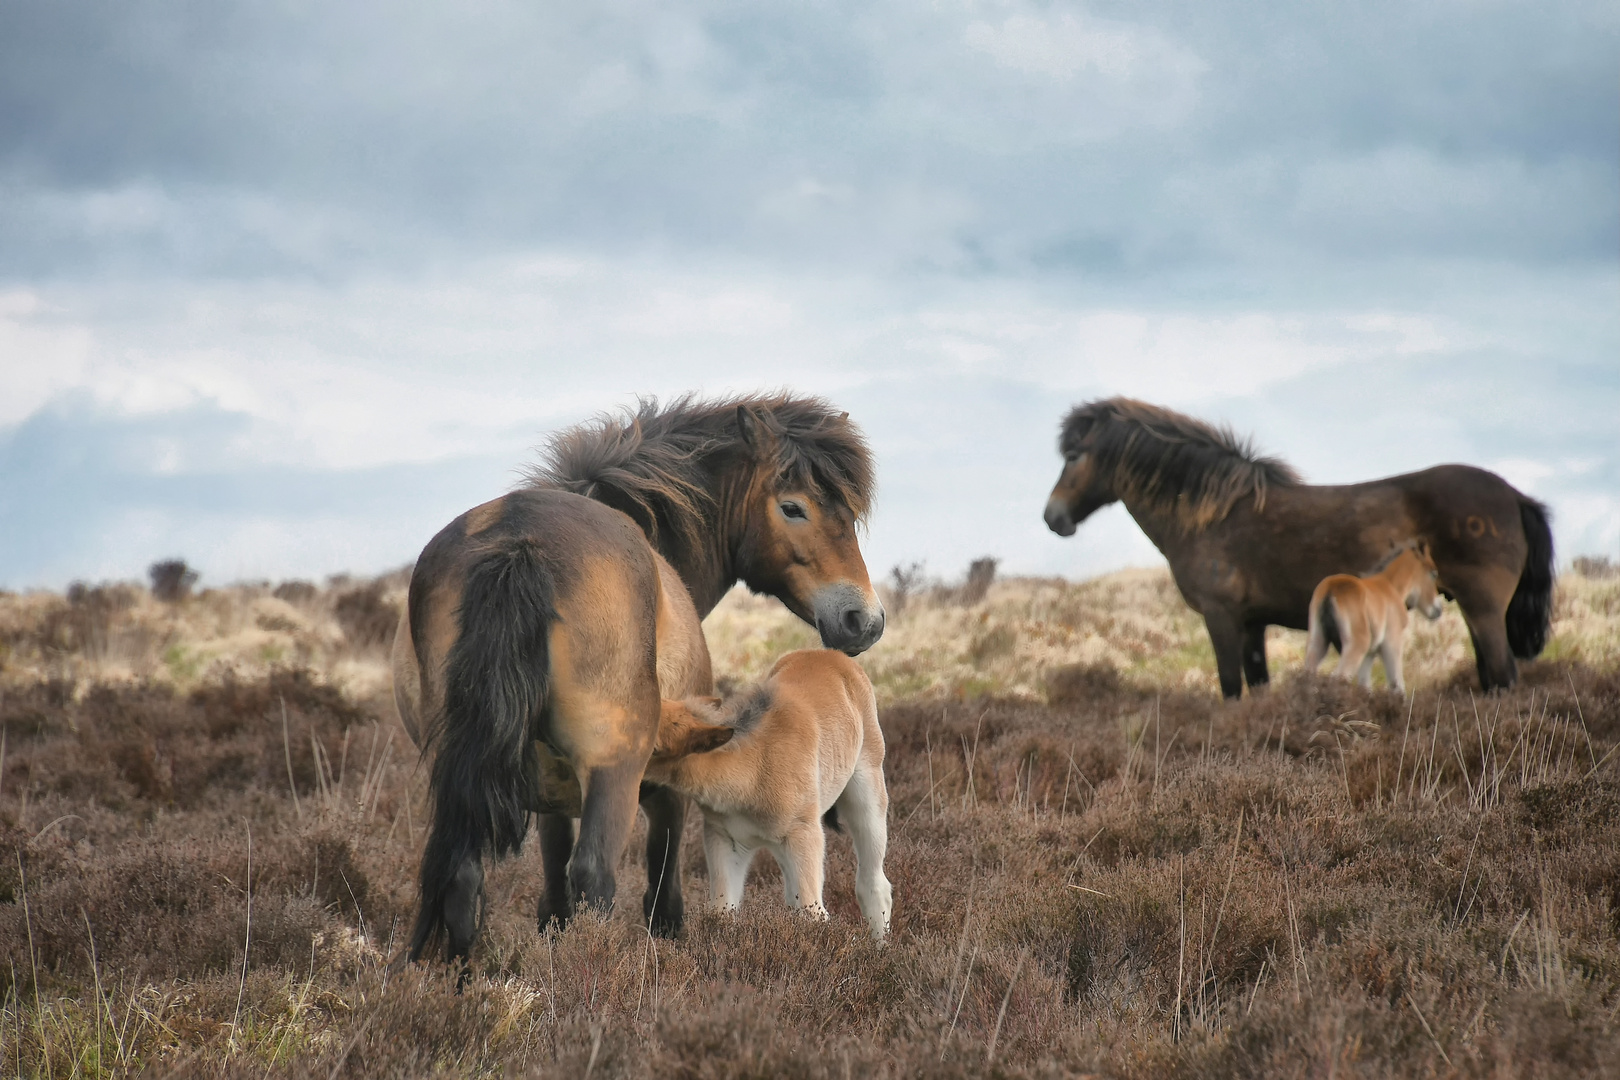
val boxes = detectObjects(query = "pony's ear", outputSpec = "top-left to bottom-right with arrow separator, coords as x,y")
654,700 -> 734,758
736,405 -> 758,447
685,723 -> 734,755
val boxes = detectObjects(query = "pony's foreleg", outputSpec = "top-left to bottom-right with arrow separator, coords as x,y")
569,759 -> 645,915
535,813 -> 576,931
1335,625 -> 1372,686
838,765 -> 893,941
1241,622 -> 1270,690
775,819 -> 827,918
703,823 -> 754,911
1203,610 -> 1246,700
639,783 -> 687,937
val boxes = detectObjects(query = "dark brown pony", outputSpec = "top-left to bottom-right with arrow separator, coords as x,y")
1043,398 -> 1553,699
397,394 -> 883,963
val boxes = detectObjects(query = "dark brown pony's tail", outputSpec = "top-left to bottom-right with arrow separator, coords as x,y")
1506,496 -> 1554,659
409,537 -> 554,962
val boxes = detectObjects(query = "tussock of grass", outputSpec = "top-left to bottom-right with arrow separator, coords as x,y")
2,565 -> 1618,1076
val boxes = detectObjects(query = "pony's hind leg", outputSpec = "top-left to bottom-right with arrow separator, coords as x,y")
703,824 -> 754,911
568,759 -> 645,915
1451,578 -> 1518,691
836,765 -> 894,941
535,813 -> 575,931
1334,630 -> 1372,687
774,819 -> 827,918
639,784 -> 687,937
444,855 -> 485,963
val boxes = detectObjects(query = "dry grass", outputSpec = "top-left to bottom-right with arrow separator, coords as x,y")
1,563 -> 1618,1077
709,565 -> 1620,702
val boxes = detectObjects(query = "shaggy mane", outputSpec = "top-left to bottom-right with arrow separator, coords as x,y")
525,393 -> 875,552
1059,397 -> 1301,531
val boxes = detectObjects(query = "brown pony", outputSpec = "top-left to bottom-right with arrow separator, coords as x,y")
1304,543 -> 1445,694
648,650 -> 893,941
1043,398 -> 1553,699
397,395 -> 883,963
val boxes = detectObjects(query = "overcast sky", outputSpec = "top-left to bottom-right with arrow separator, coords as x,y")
1,0 -> 1615,591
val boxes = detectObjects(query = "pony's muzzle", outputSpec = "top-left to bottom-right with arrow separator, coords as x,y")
812,584 -> 885,656
1044,497 -> 1077,537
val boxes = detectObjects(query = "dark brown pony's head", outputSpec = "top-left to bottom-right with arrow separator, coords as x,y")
531,393 -> 884,655
1045,397 -> 1301,537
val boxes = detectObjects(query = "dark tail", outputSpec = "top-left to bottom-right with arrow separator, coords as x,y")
1506,497 -> 1554,659
408,538 -> 556,962
1315,594 -> 1342,655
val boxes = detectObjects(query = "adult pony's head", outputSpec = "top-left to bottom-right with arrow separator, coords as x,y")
531,393 -> 884,655
1044,397 -> 1301,536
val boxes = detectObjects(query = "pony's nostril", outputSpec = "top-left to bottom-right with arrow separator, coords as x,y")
841,607 -> 865,637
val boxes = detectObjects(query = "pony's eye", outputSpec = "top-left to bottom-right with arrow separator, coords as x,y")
779,501 -> 809,521
1065,451 -> 1084,465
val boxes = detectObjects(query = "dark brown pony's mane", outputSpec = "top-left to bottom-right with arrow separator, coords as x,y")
1060,397 -> 1301,531
525,393 -> 875,552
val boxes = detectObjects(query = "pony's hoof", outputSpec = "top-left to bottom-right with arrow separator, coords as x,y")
644,892 -> 684,938
537,894 -> 574,934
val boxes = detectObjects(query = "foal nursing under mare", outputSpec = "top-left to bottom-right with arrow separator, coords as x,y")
1043,398 -> 1554,699
394,395 -> 883,963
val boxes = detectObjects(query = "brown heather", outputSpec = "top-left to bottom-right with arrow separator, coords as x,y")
1,564 -> 1617,1077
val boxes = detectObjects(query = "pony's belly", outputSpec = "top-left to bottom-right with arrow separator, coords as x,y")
700,807 -> 782,850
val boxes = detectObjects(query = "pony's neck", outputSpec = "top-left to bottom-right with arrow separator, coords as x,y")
652,460 -> 752,618
1119,495 -> 1184,558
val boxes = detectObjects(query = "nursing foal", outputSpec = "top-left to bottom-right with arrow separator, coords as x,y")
649,649 -> 893,941
1305,543 -> 1445,694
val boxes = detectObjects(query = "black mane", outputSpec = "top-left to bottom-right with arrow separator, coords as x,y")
1059,397 -> 1301,530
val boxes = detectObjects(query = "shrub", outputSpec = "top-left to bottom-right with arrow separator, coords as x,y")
959,557 -> 999,606
333,582 -> 398,649
149,559 -> 199,602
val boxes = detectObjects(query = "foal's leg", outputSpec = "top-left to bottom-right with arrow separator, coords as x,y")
639,783 -> 687,937
568,759 -> 645,915
837,766 -> 894,941
1382,621 -> 1407,695
535,814 -> 575,931
1335,621 -> 1372,686
703,824 -> 754,911
1241,622 -> 1270,691
775,819 -> 827,917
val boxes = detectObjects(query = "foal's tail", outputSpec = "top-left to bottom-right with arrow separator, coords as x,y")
408,537 -> 555,962
1305,591 -> 1336,671
1506,496 -> 1555,659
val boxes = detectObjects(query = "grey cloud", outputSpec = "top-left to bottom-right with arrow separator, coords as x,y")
1,1 -> 1612,282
